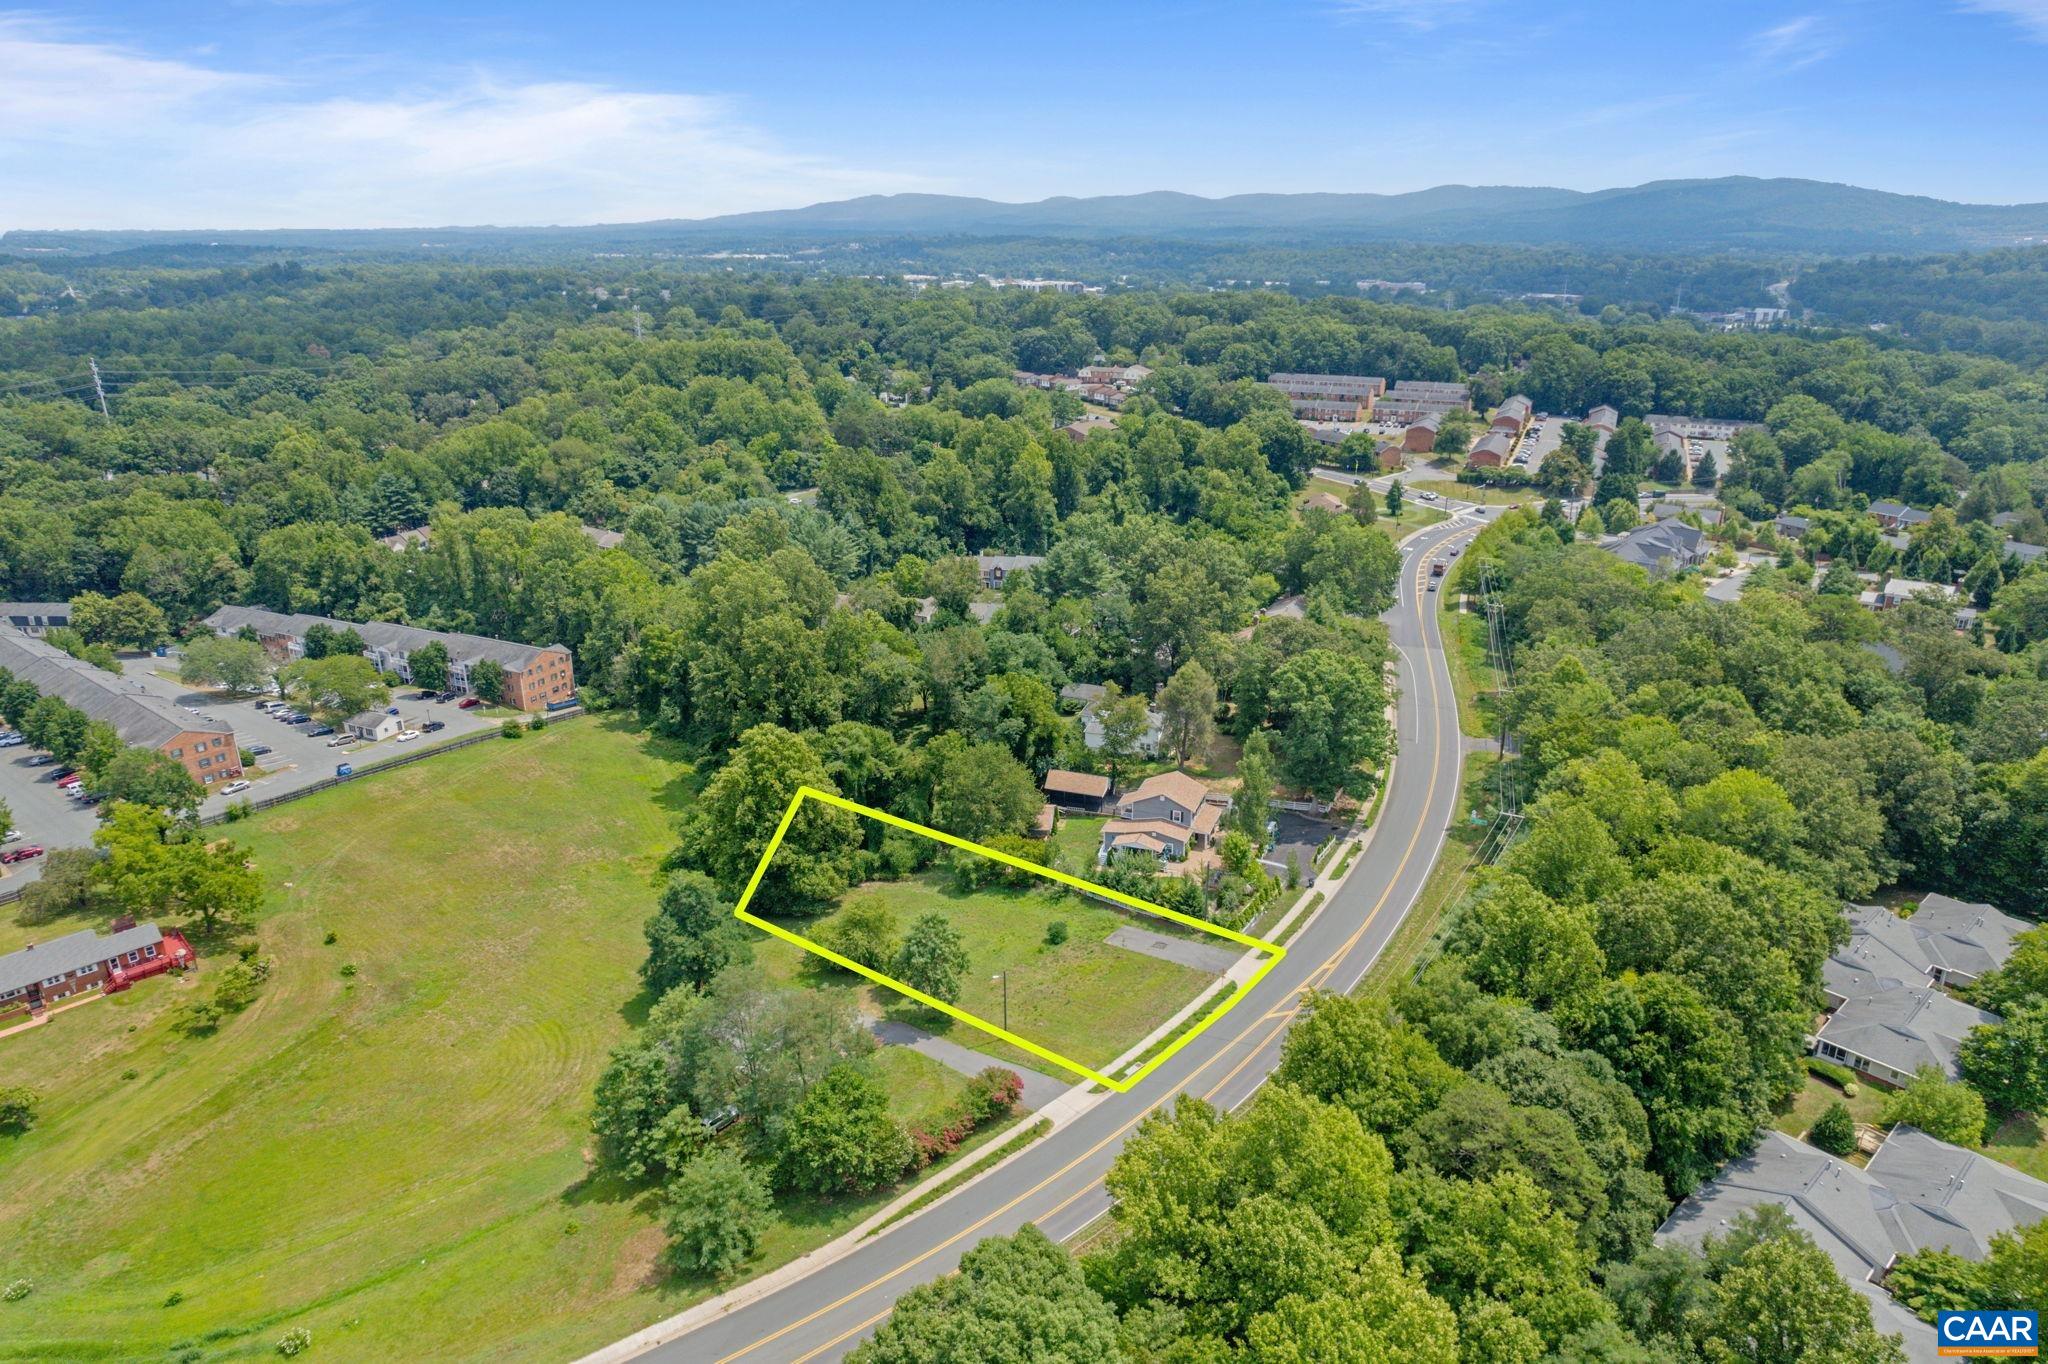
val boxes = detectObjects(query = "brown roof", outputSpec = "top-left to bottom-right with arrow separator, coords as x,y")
1107,833 -> 1171,854
1043,768 -> 1111,798
1102,818 -> 1193,845
1122,770 -> 1212,812
1304,492 -> 1347,513
1191,803 -> 1225,837
1033,803 -> 1058,834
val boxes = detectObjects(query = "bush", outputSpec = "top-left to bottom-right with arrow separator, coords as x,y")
223,799 -> 254,822
663,1149 -> 772,1278
171,999 -> 224,1037
1879,1068 -> 1990,1146
822,902 -> 899,974
0,1085 -> 39,1134
907,1068 -> 1024,1170
1810,1099 -> 1858,1155
529,713 -> 546,731
1803,1055 -> 1859,1088
275,1326 -> 311,1356
1044,920 -> 1068,947
211,957 -> 274,1014
501,719 -> 524,738
776,1062 -> 912,1194
1,1279 -> 30,1302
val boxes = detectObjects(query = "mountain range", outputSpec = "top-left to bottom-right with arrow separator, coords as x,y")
8,177 -> 2048,258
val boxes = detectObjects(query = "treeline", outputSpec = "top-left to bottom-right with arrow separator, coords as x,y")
1793,244 -> 2048,365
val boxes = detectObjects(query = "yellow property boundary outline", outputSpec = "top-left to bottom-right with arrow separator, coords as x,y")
733,786 -> 1286,1092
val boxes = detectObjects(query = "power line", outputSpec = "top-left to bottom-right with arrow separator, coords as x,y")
88,356 -> 110,418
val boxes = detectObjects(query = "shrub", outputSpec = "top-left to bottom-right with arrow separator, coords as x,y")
1810,1099 -> 1857,1155
1,1280 -> 30,1302
1804,1056 -> 1859,1088
907,1068 -> 1023,1169
322,930 -> 337,946
1044,920 -> 1068,947
223,799 -> 254,822
776,1062 -> 911,1194
501,719 -> 524,739
171,999 -> 224,1037
163,1290 -> 184,1308
1879,1068 -> 1990,1146
211,957 -> 274,1014
275,1326 -> 312,1356
529,713 -> 547,731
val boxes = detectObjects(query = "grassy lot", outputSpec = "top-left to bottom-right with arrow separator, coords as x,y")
0,719 -> 726,1362
1047,813 -> 1107,875
1295,477 -> 1447,536
1983,1112 -> 2048,1182
1770,1070 -> 1889,1157
1407,478 -> 1530,507
757,872 -> 1217,1076
1358,752 -> 1501,994
1442,606 -> 1501,740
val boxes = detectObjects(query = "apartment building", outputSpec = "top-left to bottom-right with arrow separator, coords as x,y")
0,629 -> 241,785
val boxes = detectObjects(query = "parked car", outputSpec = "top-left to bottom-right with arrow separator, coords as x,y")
246,744 -> 273,757
437,691 -> 460,702
421,720 -> 446,733
386,706 -> 400,716
2,829 -> 20,843
77,792 -> 105,806
328,735 -> 355,747
26,754 -> 54,767
307,724 -> 334,737
46,767 -> 76,781
283,714 -> 310,725
458,697 -> 483,709
0,845 -> 44,864
219,780 -> 252,796
416,690 -> 439,702
396,730 -> 422,743
56,773 -> 84,788
0,733 -> 23,748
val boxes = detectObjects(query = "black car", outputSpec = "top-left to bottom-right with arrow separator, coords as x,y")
46,766 -> 76,781
247,744 -> 273,757
422,720 -> 446,733
437,691 -> 460,702
307,725 -> 335,737
77,792 -> 105,806
282,713 -> 310,725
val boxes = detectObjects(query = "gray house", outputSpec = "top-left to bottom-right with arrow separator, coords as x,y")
1658,1127 -> 2048,1364
1605,520 -> 1709,576
1812,984 -> 1998,1084
1061,683 -> 1164,756
1826,897 -> 2030,1003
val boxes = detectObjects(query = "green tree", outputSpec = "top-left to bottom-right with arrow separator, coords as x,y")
407,640 -> 451,692
1398,1081 -> 1609,1237
925,736 -> 1040,843
641,871 -> 747,997
1385,481 -> 1405,518
1877,1069 -> 1988,1146
1240,1248 -> 1461,1364
1808,1100 -> 1857,1156
1269,649 -> 1389,801
775,1061 -> 912,1194
1960,1002 -> 2048,1115
1693,1209 -> 1907,1364
1094,683 -> 1151,786
1275,991 -> 1462,1136
848,1226 -> 1126,1364
281,654 -> 389,722
1158,661 -> 1218,768
0,1084 -> 38,1134
894,913 -> 970,1006
88,748 -> 204,813
662,1149 -> 772,1278
822,901 -> 899,973
676,725 -> 858,909
470,657 -> 506,704
69,590 -> 168,649
1678,769 -> 1801,865
1230,730 -> 1277,844
21,695 -> 89,762
178,634 -> 272,693
92,801 -> 263,933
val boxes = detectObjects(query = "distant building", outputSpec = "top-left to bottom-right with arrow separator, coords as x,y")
1266,373 -> 1385,405
1402,414 -> 1443,453
1466,431 -> 1514,468
1814,984 -> 1997,1084
1825,896 -> 2031,1002
1355,279 -> 1428,294
1774,514 -> 1812,540
1583,405 -> 1620,433
378,526 -> 431,552
975,554 -> 1045,589
1489,395 -> 1533,434
1868,500 -> 1934,531
203,606 -> 574,713
1099,771 -> 1230,865
580,525 -> 625,550
345,710 -> 402,743
0,922 -> 193,1018
1301,491 -> 1347,515
1061,683 -> 1164,755
1283,396 -> 1368,422
0,602 -> 71,637
1042,768 -> 1111,812
0,628 -> 240,786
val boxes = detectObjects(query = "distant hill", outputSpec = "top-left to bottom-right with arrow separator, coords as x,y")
9,177 -> 2048,257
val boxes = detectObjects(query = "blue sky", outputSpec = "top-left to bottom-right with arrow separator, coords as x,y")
4,1 -> 2048,228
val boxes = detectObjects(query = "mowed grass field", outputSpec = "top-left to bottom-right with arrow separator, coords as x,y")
0,717 -> 739,1362
758,872 -> 1221,1076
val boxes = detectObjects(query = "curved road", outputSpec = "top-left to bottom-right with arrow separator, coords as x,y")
637,510 -> 1486,1364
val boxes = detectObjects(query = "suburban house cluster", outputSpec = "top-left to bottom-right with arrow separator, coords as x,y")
1773,499 -> 2042,626
0,919 -> 193,1021
202,606 -> 576,713
1658,1125 -> 2047,1364
0,601 -> 72,637
1010,362 -> 1152,409
0,628 -> 243,786
1812,893 -> 2028,1086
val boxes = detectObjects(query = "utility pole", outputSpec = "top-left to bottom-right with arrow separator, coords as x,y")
87,356 -> 110,418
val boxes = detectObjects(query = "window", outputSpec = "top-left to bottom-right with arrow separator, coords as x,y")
42,975 -> 62,987
145,945 -> 157,958
127,950 -> 140,963
170,747 -> 183,758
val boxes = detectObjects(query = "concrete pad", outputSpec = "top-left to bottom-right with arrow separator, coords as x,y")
1106,925 -> 1238,974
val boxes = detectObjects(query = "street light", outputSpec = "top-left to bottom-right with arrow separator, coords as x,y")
991,971 -> 1007,1032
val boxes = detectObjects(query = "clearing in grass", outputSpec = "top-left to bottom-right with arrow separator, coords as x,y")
736,787 -> 1283,1090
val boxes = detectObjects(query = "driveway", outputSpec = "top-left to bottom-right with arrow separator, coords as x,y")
1105,926 -> 1238,975
868,1019 -> 1067,1112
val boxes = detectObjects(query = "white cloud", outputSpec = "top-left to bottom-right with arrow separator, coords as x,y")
0,15 -> 930,228
1955,0 -> 2048,40
1748,15 -> 1839,71
1327,0 -> 1484,32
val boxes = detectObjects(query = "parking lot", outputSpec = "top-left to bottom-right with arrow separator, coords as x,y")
0,654 -> 515,894
1515,416 -> 1565,471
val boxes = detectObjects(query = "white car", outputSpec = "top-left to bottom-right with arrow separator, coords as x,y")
0,734 -> 23,747
219,780 -> 252,797
395,730 -> 422,743
1418,490 -> 1439,501
2,829 -> 20,843
328,735 -> 356,747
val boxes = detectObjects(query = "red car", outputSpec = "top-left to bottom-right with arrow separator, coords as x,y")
458,697 -> 483,709
55,773 -> 83,788
1,845 -> 44,864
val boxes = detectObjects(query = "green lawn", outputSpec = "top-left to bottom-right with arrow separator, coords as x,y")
1442,606 -> 1501,741
1047,813 -> 1107,875
1983,1112 -> 2048,1182
1770,1070 -> 1889,1156
1407,478 -> 1530,507
0,718 -> 731,1362
1296,476 -> 1447,536
757,872 -> 1218,1076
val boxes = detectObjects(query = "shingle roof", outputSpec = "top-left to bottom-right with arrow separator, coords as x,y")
1816,984 -> 1998,1079
0,924 -> 163,996
1657,1127 -> 2048,1364
1605,520 -> 1707,575
1042,769 -> 1111,799
1122,770 -> 1212,813
1903,894 -> 2031,981
0,629 -> 231,749
203,606 -> 562,673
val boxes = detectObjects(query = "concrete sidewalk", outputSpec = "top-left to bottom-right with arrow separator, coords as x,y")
869,1019 -> 1067,1112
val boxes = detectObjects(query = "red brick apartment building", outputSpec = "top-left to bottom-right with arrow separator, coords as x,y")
0,921 -> 193,1020
0,629 -> 242,785
203,607 -> 575,712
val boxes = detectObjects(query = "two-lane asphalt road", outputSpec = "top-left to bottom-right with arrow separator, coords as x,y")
627,513 -> 1483,1364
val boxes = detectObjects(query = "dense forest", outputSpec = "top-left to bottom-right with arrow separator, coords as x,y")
3,262 -> 2045,1359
